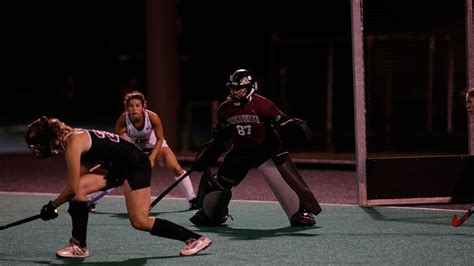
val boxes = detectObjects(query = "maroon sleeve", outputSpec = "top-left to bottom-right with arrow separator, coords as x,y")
258,95 -> 282,119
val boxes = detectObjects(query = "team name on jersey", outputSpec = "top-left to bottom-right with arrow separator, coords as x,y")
227,115 -> 260,124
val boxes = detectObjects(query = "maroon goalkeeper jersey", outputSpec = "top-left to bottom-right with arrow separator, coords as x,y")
218,93 -> 282,149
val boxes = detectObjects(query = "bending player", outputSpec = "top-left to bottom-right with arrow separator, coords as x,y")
88,91 -> 197,211
25,116 -> 211,258
189,68 -> 322,227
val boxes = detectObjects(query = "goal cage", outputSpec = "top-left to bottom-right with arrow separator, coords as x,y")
351,0 -> 474,206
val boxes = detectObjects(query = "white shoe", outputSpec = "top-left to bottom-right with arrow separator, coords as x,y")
56,243 -> 90,258
180,236 -> 212,256
88,203 -> 96,213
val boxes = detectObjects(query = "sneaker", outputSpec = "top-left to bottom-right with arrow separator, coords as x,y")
56,243 -> 90,258
180,236 -> 212,256
188,198 -> 199,210
88,203 -> 96,213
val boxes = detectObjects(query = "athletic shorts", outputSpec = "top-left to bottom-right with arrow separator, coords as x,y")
138,139 -> 169,155
105,153 -> 152,190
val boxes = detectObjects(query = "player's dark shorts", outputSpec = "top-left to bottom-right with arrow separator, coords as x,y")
104,151 -> 151,190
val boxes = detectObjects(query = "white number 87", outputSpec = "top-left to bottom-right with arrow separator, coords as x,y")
236,125 -> 251,136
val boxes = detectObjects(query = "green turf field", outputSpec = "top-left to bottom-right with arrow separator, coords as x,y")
0,193 -> 472,265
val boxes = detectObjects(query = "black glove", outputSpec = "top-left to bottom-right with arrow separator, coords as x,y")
191,140 -> 226,172
191,148 -> 210,172
280,118 -> 313,141
40,201 -> 58,221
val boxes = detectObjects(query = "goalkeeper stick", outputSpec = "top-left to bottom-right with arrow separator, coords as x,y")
451,209 -> 473,227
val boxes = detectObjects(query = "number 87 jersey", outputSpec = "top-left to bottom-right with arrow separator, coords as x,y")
217,93 -> 283,149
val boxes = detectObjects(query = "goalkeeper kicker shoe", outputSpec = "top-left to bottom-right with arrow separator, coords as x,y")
188,197 -> 199,210
189,209 -> 231,226
290,211 -> 316,227
180,236 -> 212,256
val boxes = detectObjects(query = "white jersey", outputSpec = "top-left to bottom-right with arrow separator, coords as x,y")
124,110 -> 168,150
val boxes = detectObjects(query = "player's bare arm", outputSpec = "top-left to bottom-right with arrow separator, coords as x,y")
53,131 -> 89,207
148,111 -> 164,166
114,113 -> 128,136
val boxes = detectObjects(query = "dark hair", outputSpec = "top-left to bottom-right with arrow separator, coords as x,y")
123,91 -> 147,110
25,116 -> 72,158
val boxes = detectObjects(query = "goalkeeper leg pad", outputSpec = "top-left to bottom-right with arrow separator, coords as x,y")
191,171 -> 232,226
258,155 -> 321,224
190,190 -> 232,226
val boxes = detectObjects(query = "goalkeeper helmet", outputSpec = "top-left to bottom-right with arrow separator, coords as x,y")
226,69 -> 258,106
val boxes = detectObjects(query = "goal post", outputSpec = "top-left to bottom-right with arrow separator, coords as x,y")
351,0 -> 474,206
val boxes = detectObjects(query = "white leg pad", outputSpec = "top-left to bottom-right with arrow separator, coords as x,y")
259,159 -> 299,221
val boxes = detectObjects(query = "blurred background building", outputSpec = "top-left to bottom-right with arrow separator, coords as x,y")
2,0 -> 471,158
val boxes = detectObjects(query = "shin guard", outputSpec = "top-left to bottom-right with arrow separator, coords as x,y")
68,201 -> 89,248
150,218 -> 201,242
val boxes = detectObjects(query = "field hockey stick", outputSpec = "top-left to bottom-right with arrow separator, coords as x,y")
0,214 -> 42,231
149,169 -> 194,210
451,209 -> 473,227
87,187 -> 116,207
85,162 -> 110,208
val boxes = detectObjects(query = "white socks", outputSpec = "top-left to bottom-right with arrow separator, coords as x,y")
175,172 -> 196,201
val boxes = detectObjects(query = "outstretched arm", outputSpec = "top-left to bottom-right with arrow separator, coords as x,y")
259,97 -> 312,142
53,131 -> 90,207
114,113 -> 128,137
272,113 -> 312,142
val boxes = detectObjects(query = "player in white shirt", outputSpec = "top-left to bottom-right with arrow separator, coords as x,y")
88,91 -> 197,210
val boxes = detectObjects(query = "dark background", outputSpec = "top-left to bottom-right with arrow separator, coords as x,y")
2,0 -> 470,154
2,1 -> 353,152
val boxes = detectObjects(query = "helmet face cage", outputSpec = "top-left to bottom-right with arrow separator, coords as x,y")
226,69 -> 255,91
25,117 -> 52,158
226,69 -> 258,106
